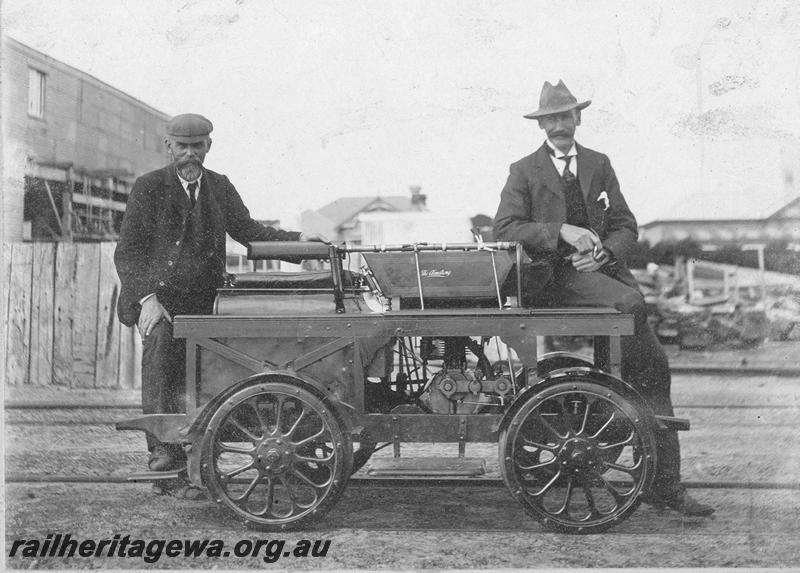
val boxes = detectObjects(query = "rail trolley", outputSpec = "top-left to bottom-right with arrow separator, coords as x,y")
118,240 -> 689,534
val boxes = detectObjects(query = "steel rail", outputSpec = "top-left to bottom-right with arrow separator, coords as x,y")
6,403 -> 800,413
4,403 -> 142,410
669,365 -> 800,377
4,474 -> 800,490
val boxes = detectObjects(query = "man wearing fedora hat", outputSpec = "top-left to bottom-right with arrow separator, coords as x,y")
494,81 -> 714,517
115,113 -> 326,496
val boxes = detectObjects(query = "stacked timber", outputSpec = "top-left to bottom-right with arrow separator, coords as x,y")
632,264 -> 800,349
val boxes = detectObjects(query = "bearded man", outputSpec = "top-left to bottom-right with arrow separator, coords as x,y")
115,113 -> 324,493
494,81 -> 714,517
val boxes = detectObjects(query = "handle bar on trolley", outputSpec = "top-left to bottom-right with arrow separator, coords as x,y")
247,240 -> 520,260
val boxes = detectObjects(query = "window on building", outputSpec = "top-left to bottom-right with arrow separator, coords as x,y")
28,68 -> 46,118
252,259 -> 278,272
226,255 -> 244,272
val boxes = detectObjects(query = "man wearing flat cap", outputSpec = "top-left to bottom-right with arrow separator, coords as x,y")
493,81 -> 714,517
115,113 -> 324,495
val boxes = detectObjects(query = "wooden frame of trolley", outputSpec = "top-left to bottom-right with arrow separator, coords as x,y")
117,240 -> 689,533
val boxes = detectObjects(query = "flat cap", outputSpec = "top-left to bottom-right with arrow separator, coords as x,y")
166,113 -> 213,142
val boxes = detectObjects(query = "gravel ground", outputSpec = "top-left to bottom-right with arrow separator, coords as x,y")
4,373 -> 800,569
5,483 -> 800,569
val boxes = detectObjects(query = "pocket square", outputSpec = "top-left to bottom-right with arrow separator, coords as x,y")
597,191 -> 610,211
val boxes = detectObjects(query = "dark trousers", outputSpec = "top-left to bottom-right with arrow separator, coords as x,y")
141,319 -> 186,451
535,263 -> 683,496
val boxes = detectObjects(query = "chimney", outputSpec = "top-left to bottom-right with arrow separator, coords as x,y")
410,185 -> 427,209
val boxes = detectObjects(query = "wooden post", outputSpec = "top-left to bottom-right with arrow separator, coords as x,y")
686,258 -> 696,304
53,242 -> 77,385
723,267 -> 730,300
5,243 -> 33,385
63,167 -> 74,242
29,243 -> 55,385
2,244 -> 14,384
73,243 -> 101,387
742,243 -> 767,305
43,180 -> 65,238
756,246 -> 767,304
95,242 -> 121,387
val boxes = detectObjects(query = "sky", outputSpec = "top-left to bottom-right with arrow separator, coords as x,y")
3,0 -> 800,229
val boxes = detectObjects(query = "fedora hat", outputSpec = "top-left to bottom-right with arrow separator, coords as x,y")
523,80 -> 591,119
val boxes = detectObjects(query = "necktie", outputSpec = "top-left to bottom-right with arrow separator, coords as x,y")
546,147 -> 588,229
562,155 -> 576,184
187,181 -> 198,208
545,145 -> 577,182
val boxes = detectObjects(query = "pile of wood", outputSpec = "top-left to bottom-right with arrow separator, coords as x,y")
652,295 -> 768,349
766,295 -> 800,341
633,264 -> 799,349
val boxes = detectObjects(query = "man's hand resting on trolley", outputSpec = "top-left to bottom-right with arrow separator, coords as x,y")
136,232 -> 329,342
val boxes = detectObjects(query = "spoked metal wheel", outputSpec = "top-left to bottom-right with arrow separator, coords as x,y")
200,380 -> 353,530
499,376 -> 657,533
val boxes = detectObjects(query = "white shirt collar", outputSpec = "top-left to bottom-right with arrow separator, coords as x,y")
545,139 -> 577,159
176,172 -> 202,194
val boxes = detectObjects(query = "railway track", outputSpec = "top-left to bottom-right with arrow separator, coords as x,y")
6,372 -> 798,492
6,416 -> 799,491
5,473 -> 800,490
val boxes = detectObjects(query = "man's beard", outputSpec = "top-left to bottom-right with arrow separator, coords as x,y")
176,158 -> 202,181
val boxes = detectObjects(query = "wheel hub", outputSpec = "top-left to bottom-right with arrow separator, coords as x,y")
557,438 -> 600,475
255,438 -> 293,473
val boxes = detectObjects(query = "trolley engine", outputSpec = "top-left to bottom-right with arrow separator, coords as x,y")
416,336 -> 512,414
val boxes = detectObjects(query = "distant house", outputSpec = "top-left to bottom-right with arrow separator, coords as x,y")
359,211 -> 475,245
2,37 -> 170,242
639,195 -> 800,251
300,186 -> 427,244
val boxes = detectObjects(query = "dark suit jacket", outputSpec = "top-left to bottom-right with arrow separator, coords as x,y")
114,165 -> 300,326
494,142 -> 639,294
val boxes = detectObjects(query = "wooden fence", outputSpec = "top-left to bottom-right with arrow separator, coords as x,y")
3,241 -> 141,388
